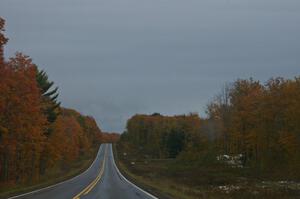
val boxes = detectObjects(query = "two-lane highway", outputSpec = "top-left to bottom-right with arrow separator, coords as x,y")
9,144 -> 157,199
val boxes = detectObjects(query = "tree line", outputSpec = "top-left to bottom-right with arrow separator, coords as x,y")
0,18 -> 112,187
206,77 -> 300,175
120,113 -> 203,159
120,79 -> 300,178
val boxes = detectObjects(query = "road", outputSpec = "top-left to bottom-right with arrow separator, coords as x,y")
9,144 -> 157,199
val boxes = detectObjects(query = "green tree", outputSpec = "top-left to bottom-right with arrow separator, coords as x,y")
165,129 -> 185,158
36,69 -> 61,124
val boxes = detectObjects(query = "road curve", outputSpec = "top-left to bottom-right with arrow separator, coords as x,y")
9,144 -> 157,199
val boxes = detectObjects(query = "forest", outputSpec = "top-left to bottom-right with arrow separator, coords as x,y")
117,77 -> 300,198
120,77 -> 300,178
0,17 -> 112,190
1,14 -> 300,197
204,77 -> 300,176
121,113 -> 202,159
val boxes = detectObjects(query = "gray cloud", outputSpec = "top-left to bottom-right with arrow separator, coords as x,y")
1,0 -> 299,132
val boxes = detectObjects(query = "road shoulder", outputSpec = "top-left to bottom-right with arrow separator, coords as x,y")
112,144 -> 173,199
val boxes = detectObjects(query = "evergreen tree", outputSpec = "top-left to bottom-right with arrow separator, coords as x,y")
36,69 -> 61,124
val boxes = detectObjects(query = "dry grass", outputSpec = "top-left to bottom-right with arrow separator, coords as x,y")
115,144 -> 300,199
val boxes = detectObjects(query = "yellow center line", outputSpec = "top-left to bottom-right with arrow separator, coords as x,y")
73,145 -> 107,199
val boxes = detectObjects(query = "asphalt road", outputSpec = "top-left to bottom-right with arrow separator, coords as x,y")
9,144 -> 157,199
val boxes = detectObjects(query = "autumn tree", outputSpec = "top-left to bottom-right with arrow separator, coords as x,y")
0,53 -> 47,183
205,77 -> 300,176
101,132 -> 120,143
0,18 -> 104,187
123,113 -> 202,159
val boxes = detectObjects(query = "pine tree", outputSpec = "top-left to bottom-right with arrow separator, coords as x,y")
36,69 -> 61,125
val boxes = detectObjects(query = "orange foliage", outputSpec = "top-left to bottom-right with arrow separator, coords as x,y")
101,132 -> 120,143
0,18 -> 104,186
122,113 -> 202,158
207,77 -> 300,175
0,53 -> 47,183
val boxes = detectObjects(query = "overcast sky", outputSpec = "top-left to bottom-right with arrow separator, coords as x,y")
1,0 -> 299,132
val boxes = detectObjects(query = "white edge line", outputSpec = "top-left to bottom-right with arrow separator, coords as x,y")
8,145 -> 103,199
110,144 -> 159,199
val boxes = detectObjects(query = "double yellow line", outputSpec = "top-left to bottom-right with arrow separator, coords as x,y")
73,145 -> 107,199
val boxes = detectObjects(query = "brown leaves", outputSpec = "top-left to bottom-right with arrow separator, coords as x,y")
0,52 -> 47,183
123,113 -> 202,159
0,19 -> 103,185
100,132 -> 120,143
207,77 -> 300,173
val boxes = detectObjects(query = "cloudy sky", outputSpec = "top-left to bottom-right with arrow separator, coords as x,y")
1,0 -> 299,132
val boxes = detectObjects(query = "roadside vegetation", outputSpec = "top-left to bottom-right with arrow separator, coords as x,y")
0,18 -> 119,197
117,77 -> 300,198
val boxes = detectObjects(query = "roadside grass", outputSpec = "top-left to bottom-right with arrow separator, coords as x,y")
115,144 -> 300,199
0,147 -> 99,199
